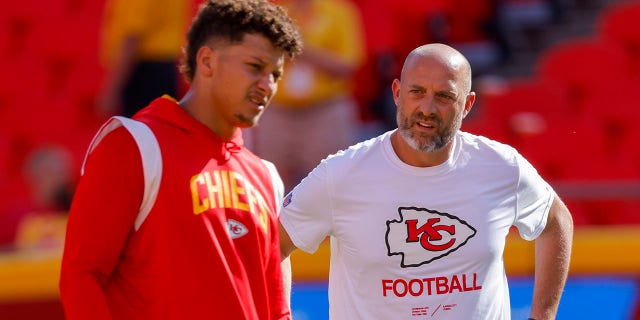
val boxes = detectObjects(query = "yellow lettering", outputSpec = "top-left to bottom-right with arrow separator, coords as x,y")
190,174 -> 208,214
191,169 -> 271,232
221,170 -> 232,208
230,172 -> 249,211
204,171 -> 224,209
251,190 -> 269,232
245,180 -> 255,213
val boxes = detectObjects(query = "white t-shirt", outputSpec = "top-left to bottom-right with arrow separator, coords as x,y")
280,130 -> 554,320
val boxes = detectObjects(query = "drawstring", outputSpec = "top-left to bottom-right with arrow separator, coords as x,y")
222,141 -> 241,161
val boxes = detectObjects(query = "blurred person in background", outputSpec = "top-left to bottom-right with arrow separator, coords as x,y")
0,145 -> 74,251
95,0 -> 188,117
245,0 -> 366,192
350,0 -> 401,137
60,1 -> 302,319
352,0 -> 508,135
279,43 -> 573,320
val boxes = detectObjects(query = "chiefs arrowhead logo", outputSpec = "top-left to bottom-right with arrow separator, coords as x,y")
227,219 -> 248,239
386,207 -> 476,268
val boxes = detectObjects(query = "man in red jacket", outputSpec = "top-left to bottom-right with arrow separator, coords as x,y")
60,1 -> 302,319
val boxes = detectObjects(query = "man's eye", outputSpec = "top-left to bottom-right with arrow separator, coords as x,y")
438,97 -> 456,104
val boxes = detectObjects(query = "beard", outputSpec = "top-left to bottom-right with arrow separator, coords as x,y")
235,110 -> 262,128
397,110 -> 463,153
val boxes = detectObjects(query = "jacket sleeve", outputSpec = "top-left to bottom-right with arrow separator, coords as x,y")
59,127 -> 144,319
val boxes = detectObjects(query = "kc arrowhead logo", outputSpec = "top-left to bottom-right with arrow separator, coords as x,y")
386,207 -> 477,268
227,219 -> 248,239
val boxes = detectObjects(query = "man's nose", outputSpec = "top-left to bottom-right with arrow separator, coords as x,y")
418,96 -> 437,114
257,74 -> 276,97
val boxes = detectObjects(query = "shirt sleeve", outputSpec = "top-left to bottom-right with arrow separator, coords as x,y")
262,159 -> 285,217
60,127 -> 144,319
262,160 -> 290,319
513,153 -> 554,241
279,162 -> 333,254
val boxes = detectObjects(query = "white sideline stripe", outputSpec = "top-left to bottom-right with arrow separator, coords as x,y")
81,116 -> 162,231
263,160 -> 284,217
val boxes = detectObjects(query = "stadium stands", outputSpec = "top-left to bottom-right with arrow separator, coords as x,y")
1,0 -> 639,318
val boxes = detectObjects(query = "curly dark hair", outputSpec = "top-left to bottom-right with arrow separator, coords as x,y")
180,0 -> 303,83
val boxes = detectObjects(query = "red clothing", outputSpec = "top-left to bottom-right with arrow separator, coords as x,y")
60,96 -> 289,319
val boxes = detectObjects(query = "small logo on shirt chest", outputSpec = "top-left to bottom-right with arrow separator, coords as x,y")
227,219 -> 248,239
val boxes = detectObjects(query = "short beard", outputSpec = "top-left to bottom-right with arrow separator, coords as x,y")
235,112 -> 260,128
397,111 -> 462,153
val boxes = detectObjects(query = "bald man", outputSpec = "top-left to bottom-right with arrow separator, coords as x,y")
279,44 -> 573,320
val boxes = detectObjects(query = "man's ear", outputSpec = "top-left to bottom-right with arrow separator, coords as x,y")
391,79 -> 401,108
196,46 -> 215,78
463,92 -> 476,118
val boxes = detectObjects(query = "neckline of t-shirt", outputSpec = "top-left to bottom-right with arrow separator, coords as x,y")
382,130 -> 459,176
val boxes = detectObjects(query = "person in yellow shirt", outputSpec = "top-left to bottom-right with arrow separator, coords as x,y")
245,0 -> 366,192
96,0 -> 188,117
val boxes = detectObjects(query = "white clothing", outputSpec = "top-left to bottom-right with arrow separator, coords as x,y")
280,130 -> 554,320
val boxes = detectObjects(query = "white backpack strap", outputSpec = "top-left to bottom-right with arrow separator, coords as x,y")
81,116 -> 162,231
262,159 -> 284,217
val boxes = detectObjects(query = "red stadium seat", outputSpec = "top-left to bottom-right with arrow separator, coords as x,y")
578,79 -> 640,164
597,1 -> 640,76
469,78 -> 567,141
536,38 -> 632,116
